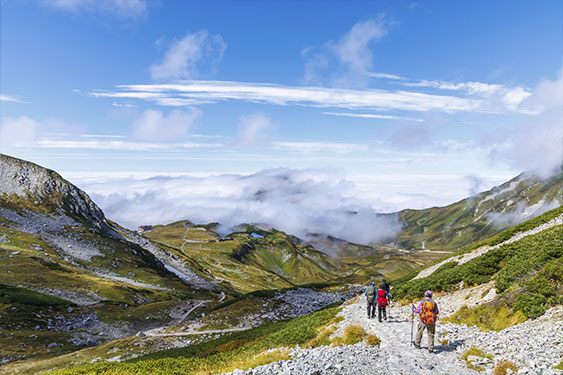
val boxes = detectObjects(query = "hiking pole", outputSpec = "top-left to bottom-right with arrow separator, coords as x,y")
410,308 -> 414,346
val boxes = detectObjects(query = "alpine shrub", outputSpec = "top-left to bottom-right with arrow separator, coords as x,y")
513,292 -> 546,319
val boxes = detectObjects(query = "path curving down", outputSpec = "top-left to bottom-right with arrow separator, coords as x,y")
221,295 -> 563,375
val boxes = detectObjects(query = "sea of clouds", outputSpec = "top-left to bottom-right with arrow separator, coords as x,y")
68,168 -> 515,246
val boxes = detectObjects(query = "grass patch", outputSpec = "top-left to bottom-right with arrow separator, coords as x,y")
493,360 -> 518,375
341,325 -> 366,345
554,362 -> 563,370
0,284 -> 72,307
445,303 -> 527,331
461,347 -> 493,372
365,334 -> 380,346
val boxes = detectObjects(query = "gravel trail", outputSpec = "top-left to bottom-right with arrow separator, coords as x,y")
223,295 -> 563,375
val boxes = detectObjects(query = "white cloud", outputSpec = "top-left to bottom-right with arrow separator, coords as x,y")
490,75 -> 563,176
72,168 -> 402,246
41,0 -> 147,19
275,141 -> 369,154
0,95 -> 27,104
303,17 -> 388,87
235,113 -> 276,147
0,116 -> 40,147
150,31 -> 226,81
91,80 -> 486,113
368,72 -> 406,80
322,111 -> 423,122
35,139 -> 220,151
400,79 -> 533,112
330,18 -> 387,76
132,108 -> 201,142
112,102 -> 137,108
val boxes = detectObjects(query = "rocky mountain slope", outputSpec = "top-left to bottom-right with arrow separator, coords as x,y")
0,154 -> 222,364
397,171 -> 563,251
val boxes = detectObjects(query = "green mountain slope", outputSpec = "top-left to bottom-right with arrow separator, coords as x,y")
397,171 -> 563,251
0,155 -> 218,364
144,222 -> 347,294
394,205 -> 563,323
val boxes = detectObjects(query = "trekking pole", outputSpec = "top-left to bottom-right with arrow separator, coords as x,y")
410,308 -> 414,346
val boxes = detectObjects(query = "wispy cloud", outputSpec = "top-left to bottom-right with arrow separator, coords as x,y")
0,95 -> 28,104
0,116 -> 40,147
90,80 -> 488,113
131,108 -> 201,142
399,79 -> 533,112
150,31 -> 226,81
36,139 -> 221,151
235,113 -> 276,147
41,0 -> 147,19
303,17 -> 388,87
489,74 -> 563,176
323,111 -> 423,122
368,72 -> 406,80
275,141 -> 369,154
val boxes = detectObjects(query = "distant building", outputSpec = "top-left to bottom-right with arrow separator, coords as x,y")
137,225 -> 153,233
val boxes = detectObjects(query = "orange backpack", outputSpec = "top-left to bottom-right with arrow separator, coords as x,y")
420,299 -> 437,325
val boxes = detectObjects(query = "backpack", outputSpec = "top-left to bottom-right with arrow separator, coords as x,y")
366,287 -> 376,301
420,299 -> 437,325
377,289 -> 388,306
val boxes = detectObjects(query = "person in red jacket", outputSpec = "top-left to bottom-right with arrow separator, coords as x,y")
377,283 -> 391,322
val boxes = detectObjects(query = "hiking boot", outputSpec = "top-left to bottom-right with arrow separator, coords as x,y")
413,343 -> 421,349
384,316 -> 387,320
428,349 -> 434,353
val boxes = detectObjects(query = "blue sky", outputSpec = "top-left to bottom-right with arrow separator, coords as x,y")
1,1 -> 562,238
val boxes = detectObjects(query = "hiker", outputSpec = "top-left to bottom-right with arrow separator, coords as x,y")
365,282 -> 377,319
376,283 -> 391,322
412,290 -> 439,353
381,279 -> 392,297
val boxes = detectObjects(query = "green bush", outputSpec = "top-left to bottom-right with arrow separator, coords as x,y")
513,292 -> 546,319
394,225 -> 563,301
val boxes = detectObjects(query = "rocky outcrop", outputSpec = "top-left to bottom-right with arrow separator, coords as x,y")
0,154 -> 106,230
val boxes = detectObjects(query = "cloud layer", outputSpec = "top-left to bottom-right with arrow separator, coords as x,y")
74,168 -> 403,246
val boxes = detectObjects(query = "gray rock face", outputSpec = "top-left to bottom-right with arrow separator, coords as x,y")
0,154 -> 106,229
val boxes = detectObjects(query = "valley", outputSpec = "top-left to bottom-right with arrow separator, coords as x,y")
1,154 -> 562,375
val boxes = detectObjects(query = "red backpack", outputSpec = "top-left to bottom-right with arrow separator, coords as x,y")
377,289 -> 388,306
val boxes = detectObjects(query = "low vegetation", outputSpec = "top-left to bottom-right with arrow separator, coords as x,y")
48,303 -> 342,375
340,325 -> 367,345
493,360 -> 519,375
461,347 -> 493,371
445,303 -> 527,331
394,222 -> 563,319
365,334 -> 381,346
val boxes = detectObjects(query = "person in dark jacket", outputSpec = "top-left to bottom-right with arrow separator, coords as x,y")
381,279 -> 391,296
364,282 -> 376,319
